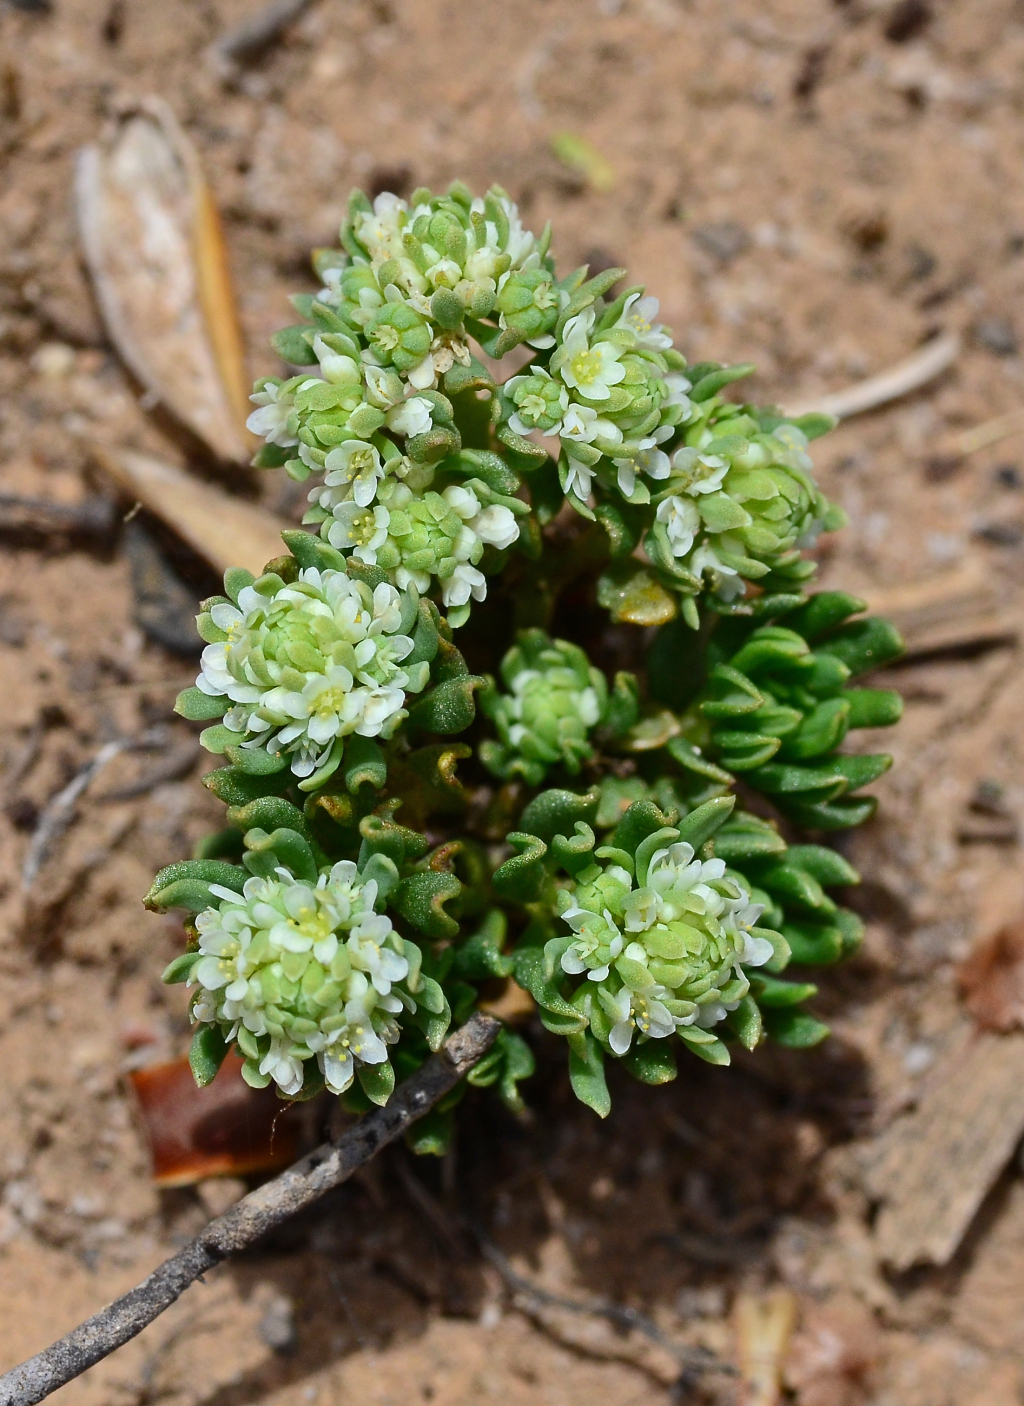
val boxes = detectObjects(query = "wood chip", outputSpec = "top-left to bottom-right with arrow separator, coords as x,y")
92,447 -> 286,576
863,1029 -> 1024,1271
76,98 -> 251,462
783,332 -> 960,421
861,557 -> 1019,656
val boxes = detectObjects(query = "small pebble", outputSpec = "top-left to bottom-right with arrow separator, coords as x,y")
974,317 -> 1019,356
258,1292 -> 296,1354
691,220 -> 750,264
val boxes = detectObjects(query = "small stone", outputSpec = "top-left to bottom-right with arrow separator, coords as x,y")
691,220 -> 750,264
258,1292 -> 297,1354
975,317 -> 1019,356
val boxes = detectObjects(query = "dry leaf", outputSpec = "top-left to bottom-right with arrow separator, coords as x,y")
76,97 -> 251,462
93,446 -> 287,576
958,923 -> 1024,1033
128,1053 -> 300,1187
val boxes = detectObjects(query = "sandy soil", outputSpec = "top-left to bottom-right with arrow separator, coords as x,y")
4,0 -> 1024,1402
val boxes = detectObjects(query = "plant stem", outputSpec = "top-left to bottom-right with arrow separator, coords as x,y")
0,1014 -> 500,1406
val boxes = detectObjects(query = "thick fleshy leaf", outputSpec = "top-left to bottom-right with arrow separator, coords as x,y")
394,871 -> 462,939
621,1040 -> 678,1085
569,1033 -> 611,1117
189,1025 -> 230,1087
175,687 -> 228,722
763,1008 -> 830,1048
493,833 -> 550,903
519,788 -> 600,844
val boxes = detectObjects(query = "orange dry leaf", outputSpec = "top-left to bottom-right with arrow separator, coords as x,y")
958,923 -> 1024,1033
129,1054 -> 301,1188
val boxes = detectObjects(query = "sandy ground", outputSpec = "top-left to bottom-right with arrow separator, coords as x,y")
4,0 -> 1024,1402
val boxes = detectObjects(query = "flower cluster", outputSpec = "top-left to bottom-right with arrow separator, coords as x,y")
552,842 -> 776,1059
501,291 -> 692,508
244,183 -> 551,619
304,473 -> 524,625
645,406 -> 845,603
480,631 -> 608,785
149,179 -> 901,1132
185,863 -> 416,1097
195,566 -> 426,786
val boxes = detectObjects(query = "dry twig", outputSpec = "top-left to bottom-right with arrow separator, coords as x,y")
0,1014 -> 500,1406
784,332 -> 960,420
21,739 -> 131,890
475,1230 -> 732,1383
393,1159 -> 732,1386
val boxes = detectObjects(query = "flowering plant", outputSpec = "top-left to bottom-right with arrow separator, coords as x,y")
149,182 -> 902,1132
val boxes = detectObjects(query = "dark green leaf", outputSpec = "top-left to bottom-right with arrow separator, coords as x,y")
175,688 -> 228,722
189,1026 -> 229,1087
569,1033 -> 611,1117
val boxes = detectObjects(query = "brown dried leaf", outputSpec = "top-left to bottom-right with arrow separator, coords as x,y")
128,1053 -> 300,1188
958,922 -> 1024,1033
76,97 -> 251,462
93,446 -> 286,575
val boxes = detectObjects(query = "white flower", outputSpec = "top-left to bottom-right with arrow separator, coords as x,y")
672,446 -> 729,495
441,562 -> 487,607
407,353 -> 438,390
616,293 -> 673,351
246,381 -> 298,447
471,504 -> 520,551
554,309 -> 627,401
385,395 -> 434,438
613,426 -> 674,497
188,864 -> 414,1099
689,543 -> 744,599
353,191 -> 409,265
326,502 -> 391,562
364,364 -> 404,408
560,404 -> 622,445
656,495 -> 701,557
562,459 -> 595,502
323,439 -> 385,508
663,373 -> 695,421
312,335 -> 361,388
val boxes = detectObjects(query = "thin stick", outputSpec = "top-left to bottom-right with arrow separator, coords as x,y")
21,739 -> 130,890
0,1014 -> 500,1406
474,1229 -> 733,1378
783,331 -> 960,420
